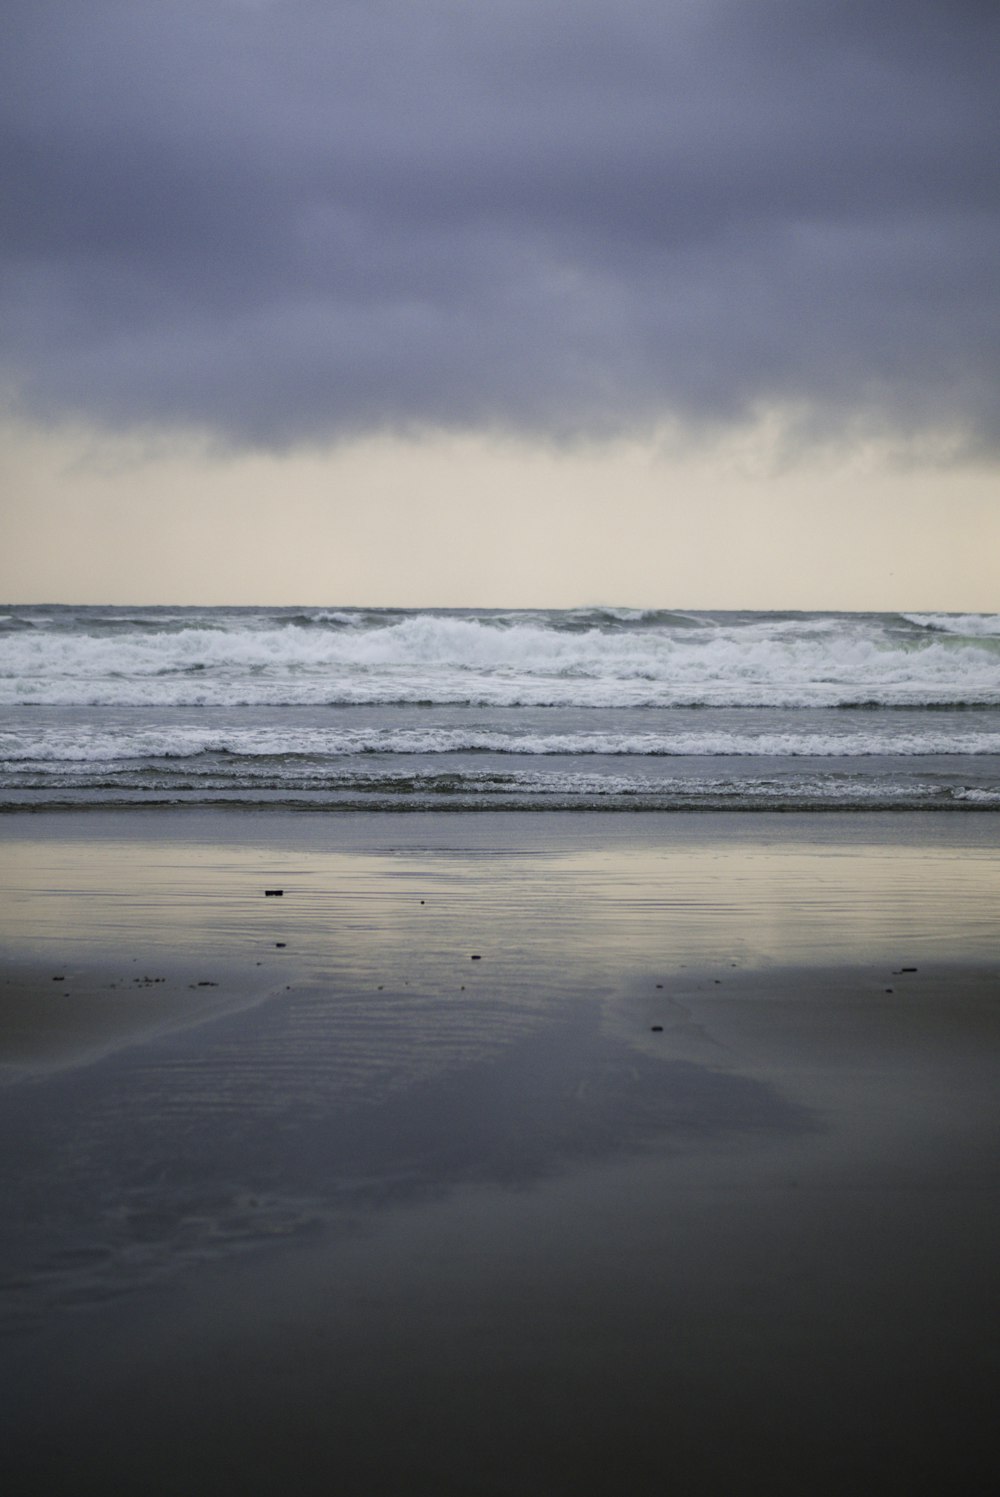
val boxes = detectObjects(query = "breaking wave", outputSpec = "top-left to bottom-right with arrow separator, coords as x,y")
902,613 -> 1000,637
2,607 -> 999,708
5,725 -> 1000,763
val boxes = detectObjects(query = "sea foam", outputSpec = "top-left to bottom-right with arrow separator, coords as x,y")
5,724 -> 1000,764
2,609 -> 999,707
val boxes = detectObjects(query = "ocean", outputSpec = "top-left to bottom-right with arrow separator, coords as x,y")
2,604 -> 999,811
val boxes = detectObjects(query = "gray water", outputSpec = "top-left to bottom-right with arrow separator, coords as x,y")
3,605 -> 999,809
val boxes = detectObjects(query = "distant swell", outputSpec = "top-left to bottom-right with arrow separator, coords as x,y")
903,613 -> 1000,637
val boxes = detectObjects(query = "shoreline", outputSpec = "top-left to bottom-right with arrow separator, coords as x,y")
4,797 -> 999,813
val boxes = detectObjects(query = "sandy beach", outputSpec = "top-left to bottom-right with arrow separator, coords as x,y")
1,809 -> 998,1494
8,0 -> 1000,1487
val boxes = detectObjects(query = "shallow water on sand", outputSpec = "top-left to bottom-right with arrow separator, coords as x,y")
1,811 -> 998,1494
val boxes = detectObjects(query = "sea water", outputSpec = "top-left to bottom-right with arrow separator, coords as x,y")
1,604 -> 998,809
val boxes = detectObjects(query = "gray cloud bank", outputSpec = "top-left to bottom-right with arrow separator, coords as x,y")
2,0 -> 998,451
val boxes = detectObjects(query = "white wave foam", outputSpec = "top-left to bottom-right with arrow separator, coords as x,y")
2,611 -> 999,708
5,724 -> 1000,764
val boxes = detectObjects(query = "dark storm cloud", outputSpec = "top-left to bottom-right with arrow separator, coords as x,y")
2,0 -> 998,449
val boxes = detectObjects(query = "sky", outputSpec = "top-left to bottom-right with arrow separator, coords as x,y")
2,0 -> 998,609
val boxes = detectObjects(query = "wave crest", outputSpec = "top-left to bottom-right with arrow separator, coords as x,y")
2,608 -> 999,708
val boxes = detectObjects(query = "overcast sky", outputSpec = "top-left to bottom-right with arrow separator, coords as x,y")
2,0 -> 998,607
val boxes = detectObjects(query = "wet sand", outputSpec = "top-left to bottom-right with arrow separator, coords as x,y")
1,810 -> 999,1494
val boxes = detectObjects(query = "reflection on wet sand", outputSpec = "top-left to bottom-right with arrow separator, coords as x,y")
1,811 -> 998,1494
